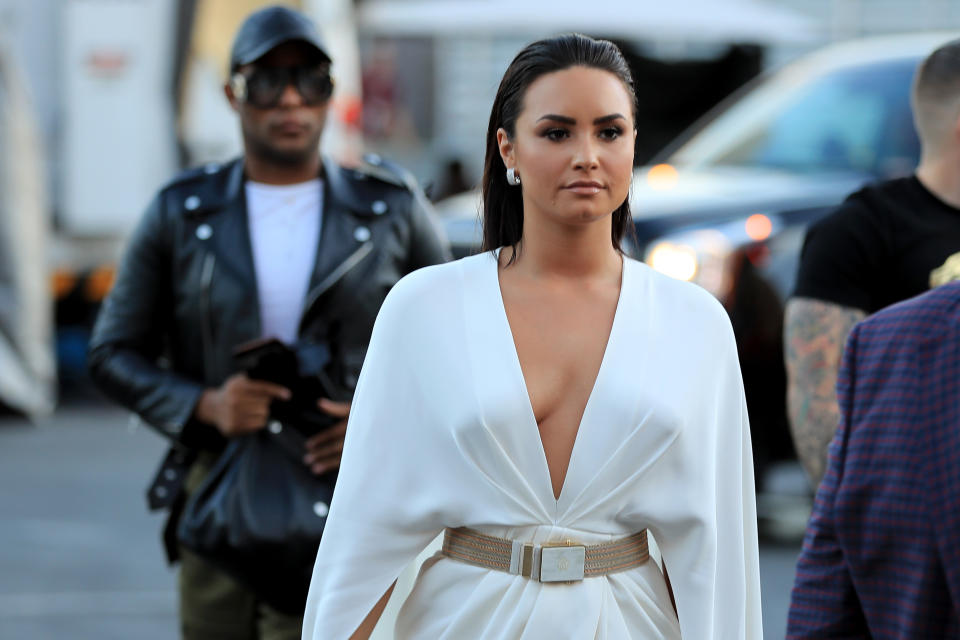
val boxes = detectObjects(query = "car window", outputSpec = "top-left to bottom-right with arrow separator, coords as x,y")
672,58 -> 920,177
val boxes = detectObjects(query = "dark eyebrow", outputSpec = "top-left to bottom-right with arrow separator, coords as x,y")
537,114 -> 576,124
535,113 -> 627,125
593,113 -> 626,125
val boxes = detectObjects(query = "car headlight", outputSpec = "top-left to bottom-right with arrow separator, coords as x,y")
646,242 -> 698,282
644,214 -> 779,300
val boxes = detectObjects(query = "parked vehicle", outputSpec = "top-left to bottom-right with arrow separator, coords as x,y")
435,33 -> 958,504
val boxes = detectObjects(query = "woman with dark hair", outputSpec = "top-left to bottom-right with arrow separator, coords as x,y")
303,34 -> 761,639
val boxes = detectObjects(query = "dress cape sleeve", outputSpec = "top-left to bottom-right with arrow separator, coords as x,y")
302,274 -> 448,639
641,298 -> 763,639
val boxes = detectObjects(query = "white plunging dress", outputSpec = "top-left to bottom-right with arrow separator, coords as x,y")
302,251 -> 762,639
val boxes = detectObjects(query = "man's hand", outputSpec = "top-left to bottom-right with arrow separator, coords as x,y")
194,373 -> 291,437
304,398 -> 350,475
784,297 -> 865,487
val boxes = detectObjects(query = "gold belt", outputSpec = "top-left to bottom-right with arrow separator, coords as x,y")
441,527 -> 649,583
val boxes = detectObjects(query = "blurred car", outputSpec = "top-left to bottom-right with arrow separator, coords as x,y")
435,32 -> 959,501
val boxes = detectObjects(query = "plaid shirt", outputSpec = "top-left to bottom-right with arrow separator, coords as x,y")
787,281 -> 960,638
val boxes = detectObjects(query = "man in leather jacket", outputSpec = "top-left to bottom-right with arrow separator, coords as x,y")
87,7 -> 450,639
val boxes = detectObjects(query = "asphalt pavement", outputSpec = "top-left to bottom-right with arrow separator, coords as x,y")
0,403 -> 802,639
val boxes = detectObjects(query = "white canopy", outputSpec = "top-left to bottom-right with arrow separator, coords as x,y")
358,0 -> 819,44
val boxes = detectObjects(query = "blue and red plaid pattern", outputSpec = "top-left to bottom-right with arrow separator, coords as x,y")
787,280 -> 960,638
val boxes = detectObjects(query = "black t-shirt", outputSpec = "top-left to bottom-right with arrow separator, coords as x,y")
793,176 -> 960,313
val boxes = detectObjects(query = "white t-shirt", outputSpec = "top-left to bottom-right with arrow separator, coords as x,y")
245,178 -> 322,344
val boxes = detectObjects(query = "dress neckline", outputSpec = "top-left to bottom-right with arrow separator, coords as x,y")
489,249 -> 629,507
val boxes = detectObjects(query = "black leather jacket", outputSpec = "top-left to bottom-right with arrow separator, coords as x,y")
88,155 -> 450,541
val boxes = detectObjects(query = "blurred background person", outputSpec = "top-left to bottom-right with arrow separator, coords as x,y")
86,6 -> 449,639
784,37 -> 960,488
787,280 -> 960,637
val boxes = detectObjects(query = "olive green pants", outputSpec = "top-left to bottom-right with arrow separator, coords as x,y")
178,453 -> 303,640
178,547 -> 303,640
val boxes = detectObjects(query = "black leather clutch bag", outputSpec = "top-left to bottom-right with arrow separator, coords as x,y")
233,337 -> 340,436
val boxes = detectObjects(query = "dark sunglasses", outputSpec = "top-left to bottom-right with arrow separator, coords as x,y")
230,65 -> 334,108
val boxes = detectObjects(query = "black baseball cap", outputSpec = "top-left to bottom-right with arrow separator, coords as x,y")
229,6 -> 331,71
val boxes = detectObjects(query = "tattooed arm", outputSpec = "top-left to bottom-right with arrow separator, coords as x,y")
784,297 -> 866,488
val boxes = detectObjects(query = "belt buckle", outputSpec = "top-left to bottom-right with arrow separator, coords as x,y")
539,540 -> 586,583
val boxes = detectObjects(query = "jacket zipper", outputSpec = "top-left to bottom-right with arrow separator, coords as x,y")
297,241 -> 373,333
199,252 -> 217,376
